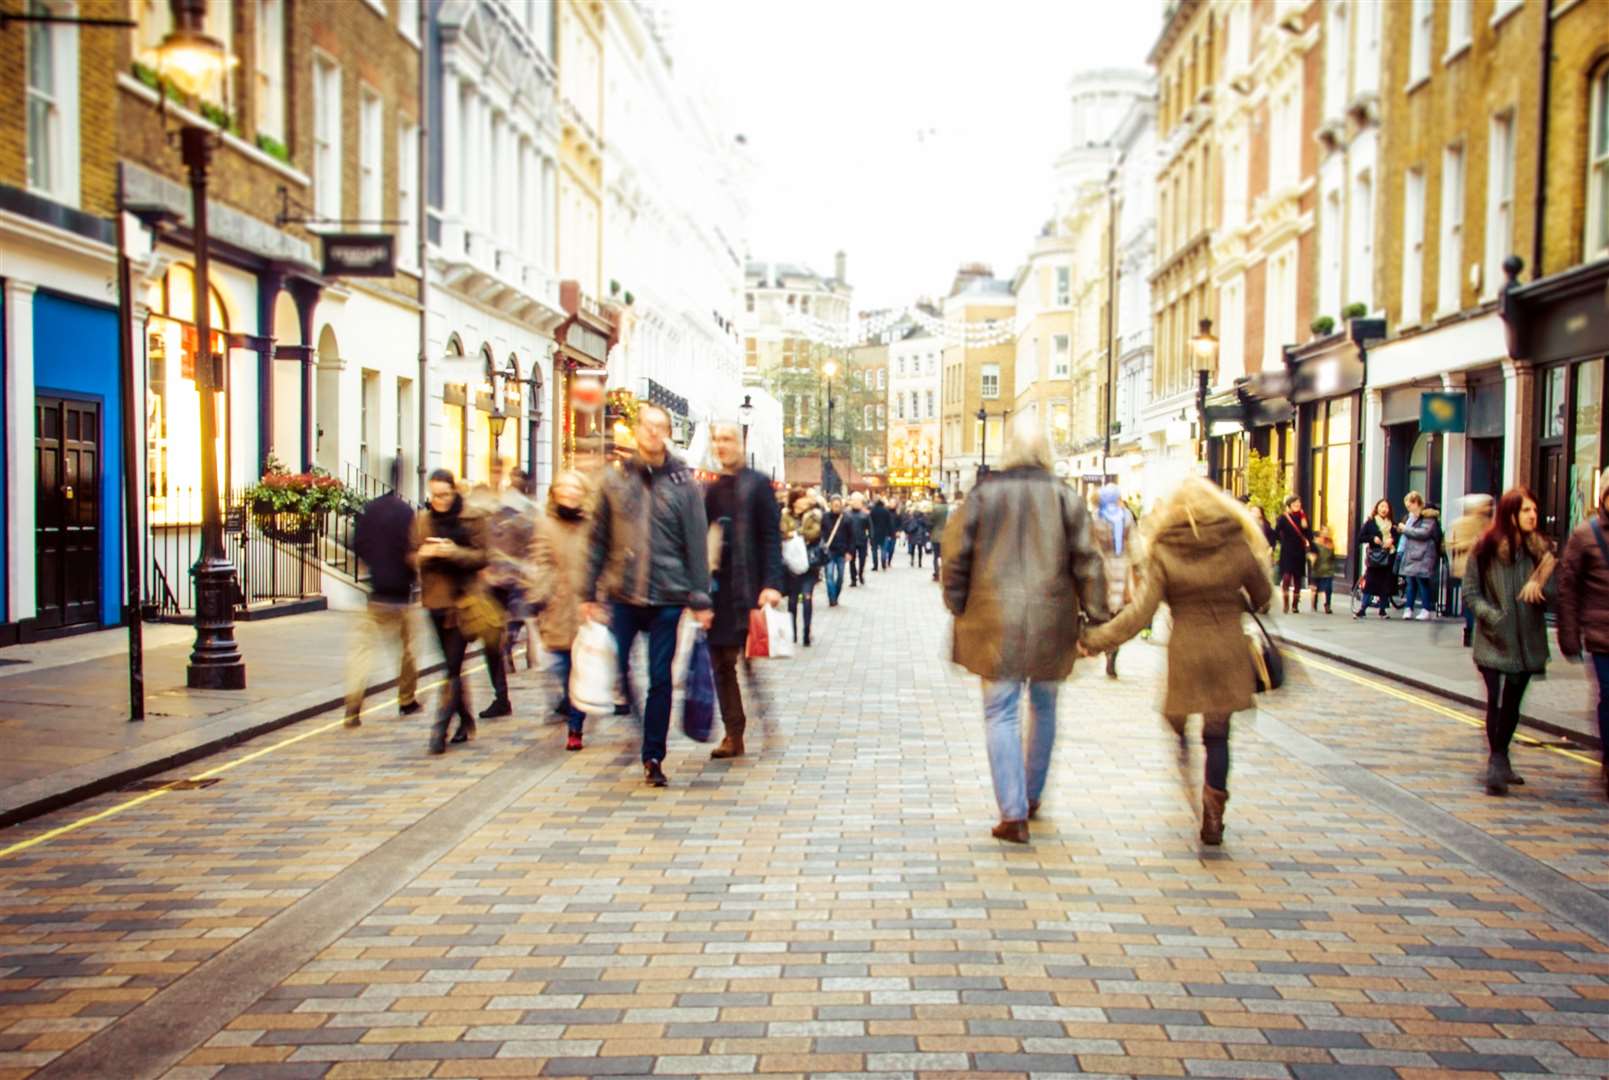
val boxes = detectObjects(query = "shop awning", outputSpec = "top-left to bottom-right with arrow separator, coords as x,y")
554,280 -> 618,369
1499,258 -> 1609,366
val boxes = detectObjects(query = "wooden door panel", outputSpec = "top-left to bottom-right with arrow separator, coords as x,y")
34,397 -> 101,629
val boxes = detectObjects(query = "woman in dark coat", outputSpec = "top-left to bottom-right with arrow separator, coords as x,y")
1354,498 -> 1397,619
1273,494 -> 1312,613
780,489 -> 823,646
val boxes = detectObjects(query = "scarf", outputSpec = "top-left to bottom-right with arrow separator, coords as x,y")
1373,514 -> 1393,547
1098,483 -> 1127,555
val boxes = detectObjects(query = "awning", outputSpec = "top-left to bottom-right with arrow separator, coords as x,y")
554,280 -> 618,369
1499,258 -> 1609,365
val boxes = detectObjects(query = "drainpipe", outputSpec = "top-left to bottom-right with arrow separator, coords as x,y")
415,0 -> 430,502
1529,0 -> 1552,281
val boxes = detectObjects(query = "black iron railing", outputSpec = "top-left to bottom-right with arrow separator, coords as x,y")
144,487 -> 323,619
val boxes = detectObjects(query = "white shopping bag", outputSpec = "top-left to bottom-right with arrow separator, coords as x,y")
781,534 -> 810,575
764,605 -> 794,658
671,610 -> 701,689
569,621 -> 620,714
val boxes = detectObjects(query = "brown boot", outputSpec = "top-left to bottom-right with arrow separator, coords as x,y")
1201,784 -> 1228,845
991,820 -> 1029,844
710,735 -> 745,759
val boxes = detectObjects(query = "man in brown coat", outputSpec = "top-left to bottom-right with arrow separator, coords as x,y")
1556,473 -> 1609,800
942,416 -> 1109,844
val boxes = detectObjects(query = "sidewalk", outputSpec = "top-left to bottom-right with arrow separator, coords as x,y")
0,609 -> 448,827
1273,604 -> 1602,747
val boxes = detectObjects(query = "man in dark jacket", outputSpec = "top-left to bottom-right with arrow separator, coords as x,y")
821,496 -> 852,605
927,492 -> 950,582
582,403 -> 712,787
345,463 -> 421,726
704,422 -> 784,759
847,493 -> 871,585
870,498 -> 895,571
1557,473 -> 1609,798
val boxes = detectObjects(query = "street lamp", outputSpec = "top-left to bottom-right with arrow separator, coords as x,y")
158,0 -> 243,690
1191,317 -> 1219,467
822,358 -> 838,492
739,393 -> 754,466
976,405 -> 989,475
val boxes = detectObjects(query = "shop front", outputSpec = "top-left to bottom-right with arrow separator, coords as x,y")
1204,371 -> 1295,502
1288,331 -> 1365,575
552,281 -> 618,473
1500,259 -> 1609,548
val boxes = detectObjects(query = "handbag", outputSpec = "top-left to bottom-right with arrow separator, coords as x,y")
681,631 -> 716,743
1245,601 -> 1284,693
569,621 -> 620,714
455,589 -> 504,643
745,607 -> 770,659
782,533 -> 810,575
810,514 -> 844,569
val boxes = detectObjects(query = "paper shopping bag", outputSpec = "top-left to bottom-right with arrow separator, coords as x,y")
764,605 -> 794,659
745,608 -> 770,659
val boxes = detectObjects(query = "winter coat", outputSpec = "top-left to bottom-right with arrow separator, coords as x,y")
847,509 -> 871,552
484,490 -> 537,591
942,466 -> 1109,682
585,452 -> 712,610
820,509 -> 853,556
1396,508 -> 1442,579
353,492 -> 417,603
1089,507 -> 1140,613
781,507 -> 823,545
1558,509 -> 1609,658
1463,536 -> 1555,675
1083,487 -> 1274,717
1310,539 -> 1337,580
904,512 -> 930,546
410,496 -> 490,612
927,503 -> 950,552
1357,518 -> 1397,598
870,503 -> 895,542
528,502 -> 591,651
1274,510 -> 1312,577
708,467 -> 785,611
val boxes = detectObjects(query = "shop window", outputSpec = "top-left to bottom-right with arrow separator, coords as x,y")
442,388 -> 466,480
1306,397 -> 1356,560
145,265 -> 230,526
1571,359 -> 1603,531
1543,364 -> 1566,439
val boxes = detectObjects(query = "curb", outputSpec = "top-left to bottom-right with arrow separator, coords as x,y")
1281,636 -> 1602,752
0,647 -> 487,832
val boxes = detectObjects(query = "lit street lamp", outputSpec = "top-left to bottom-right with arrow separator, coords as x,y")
1191,317 -> 1219,467
158,0 -> 244,690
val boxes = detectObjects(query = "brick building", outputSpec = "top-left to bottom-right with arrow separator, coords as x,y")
939,265 -> 1015,494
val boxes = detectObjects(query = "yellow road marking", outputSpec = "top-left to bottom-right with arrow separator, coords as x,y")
0,678 -> 448,861
1297,653 -> 1601,767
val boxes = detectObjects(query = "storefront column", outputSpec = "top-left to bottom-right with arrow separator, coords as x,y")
1440,371 -> 1468,511
1502,359 -> 1534,491
4,280 -> 36,624
288,280 -> 320,473
256,270 -> 284,474
1363,387 -> 1385,506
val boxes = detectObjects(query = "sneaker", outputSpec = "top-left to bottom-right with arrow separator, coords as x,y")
644,760 -> 668,787
1402,609 -> 1416,620
398,701 -> 423,716
1416,610 -> 1433,621
566,732 -> 583,752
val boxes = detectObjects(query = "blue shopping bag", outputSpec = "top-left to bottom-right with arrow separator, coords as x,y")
681,631 -> 716,743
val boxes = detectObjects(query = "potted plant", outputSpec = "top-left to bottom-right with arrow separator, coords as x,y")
1342,301 -> 1368,320
1310,314 -> 1336,337
244,455 -> 362,542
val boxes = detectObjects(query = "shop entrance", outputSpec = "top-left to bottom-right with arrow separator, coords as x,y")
34,396 -> 101,630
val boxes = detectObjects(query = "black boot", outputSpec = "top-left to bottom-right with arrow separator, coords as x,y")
802,598 -> 813,646
428,719 -> 449,755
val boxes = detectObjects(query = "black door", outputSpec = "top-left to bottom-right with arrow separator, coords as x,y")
1538,444 -> 1566,548
35,397 -> 101,630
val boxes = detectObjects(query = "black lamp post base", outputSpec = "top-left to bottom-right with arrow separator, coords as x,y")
188,559 -> 246,689
187,659 -> 246,690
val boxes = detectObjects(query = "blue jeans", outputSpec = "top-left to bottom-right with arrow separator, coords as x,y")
981,679 -> 1059,822
1591,654 -> 1609,753
881,537 -> 895,567
610,603 -> 683,764
1404,575 -> 1434,614
1310,577 -> 1333,606
549,648 -> 586,734
824,554 -> 845,603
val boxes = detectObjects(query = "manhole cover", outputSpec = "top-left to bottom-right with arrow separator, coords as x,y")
122,778 -> 220,792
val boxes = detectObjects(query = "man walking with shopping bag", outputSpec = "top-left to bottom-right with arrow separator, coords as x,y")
703,422 -> 784,760
581,403 -> 713,787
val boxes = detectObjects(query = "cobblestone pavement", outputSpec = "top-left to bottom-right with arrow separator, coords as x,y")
2,559 -> 1608,1079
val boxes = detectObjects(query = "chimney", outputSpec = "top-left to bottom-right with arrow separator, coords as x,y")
834,250 -> 847,283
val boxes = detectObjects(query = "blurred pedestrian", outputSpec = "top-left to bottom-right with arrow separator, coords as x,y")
1396,491 -> 1442,620
820,495 -> 851,605
1556,474 -> 1609,801
1308,524 -> 1337,614
780,488 -> 822,647
847,493 -> 871,586
871,497 -> 895,570
1089,482 -> 1140,679
705,424 -> 784,758
528,470 -> 592,750
344,459 -> 421,727
1449,493 -> 1493,646
1274,494 -> 1312,613
1080,477 -> 1274,845
1463,487 -> 1556,796
414,468 -> 491,754
1355,498 -> 1397,619
905,501 -> 930,567
927,492 -> 950,582
943,416 -> 1109,844
476,462 -> 536,717
581,403 -> 713,787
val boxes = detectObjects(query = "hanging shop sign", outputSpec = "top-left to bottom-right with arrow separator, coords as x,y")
1419,391 -> 1467,434
321,233 -> 396,278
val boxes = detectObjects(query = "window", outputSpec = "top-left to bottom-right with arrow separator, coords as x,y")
26,1 -> 65,199
1323,1 -> 1347,120
360,89 -> 383,224
313,56 -> 342,221
527,0 -> 554,57
1349,168 -> 1374,310
981,364 -> 1000,399
1223,129 -> 1248,229
1446,0 -> 1472,56
1403,167 -> 1426,325
745,294 -> 755,313
1486,111 -> 1515,298
801,296 -> 810,315
1491,0 -> 1522,27
1409,0 -> 1432,87
396,0 -> 420,43
1355,0 -> 1380,97
897,356 -> 905,376
1270,84 -> 1300,192
396,377 -> 413,476
1320,188 -> 1343,321
398,121 -> 418,268
1226,1 -> 1250,75
863,404 -> 872,429
144,265 -> 231,525
1053,334 -> 1070,378
877,368 -> 886,390
897,394 -> 905,420
927,354 -> 936,374
877,405 -> 886,431
360,370 -> 378,474
926,390 -> 935,418
1055,266 -> 1071,306
1439,146 -> 1464,314
1263,245 -> 1297,367
1219,278 -> 1245,379
255,0 -> 286,141
1590,68 -> 1609,261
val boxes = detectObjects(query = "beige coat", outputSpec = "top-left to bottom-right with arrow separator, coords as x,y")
528,503 -> 592,651
1083,482 -> 1273,717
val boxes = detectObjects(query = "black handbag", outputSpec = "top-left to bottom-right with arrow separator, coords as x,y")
810,515 -> 844,569
1245,601 -> 1284,693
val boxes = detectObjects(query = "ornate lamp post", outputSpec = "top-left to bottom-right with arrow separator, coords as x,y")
739,393 -> 754,466
821,359 -> 838,492
156,0 -> 244,689
975,405 -> 989,475
1191,317 -> 1219,468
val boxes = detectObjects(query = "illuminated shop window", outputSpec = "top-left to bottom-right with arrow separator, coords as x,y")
145,264 -> 229,526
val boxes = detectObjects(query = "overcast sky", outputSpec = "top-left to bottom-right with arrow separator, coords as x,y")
672,0 -> 1163,311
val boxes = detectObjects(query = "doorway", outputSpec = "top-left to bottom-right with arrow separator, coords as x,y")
35,396 -> 101,630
